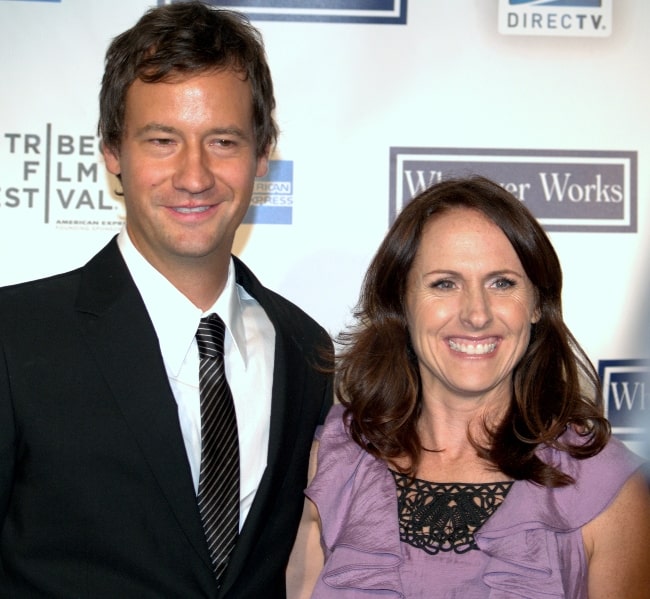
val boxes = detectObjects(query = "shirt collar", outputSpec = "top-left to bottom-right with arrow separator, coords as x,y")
116,227 -> 247,376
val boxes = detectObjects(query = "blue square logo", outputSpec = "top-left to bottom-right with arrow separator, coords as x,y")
599,359 -> 649,457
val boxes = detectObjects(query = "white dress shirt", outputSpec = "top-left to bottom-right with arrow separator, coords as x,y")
117,228 -> 275,530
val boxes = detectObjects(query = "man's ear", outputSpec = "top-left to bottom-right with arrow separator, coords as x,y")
101,141 -> 121,177
256,145 -> 270,178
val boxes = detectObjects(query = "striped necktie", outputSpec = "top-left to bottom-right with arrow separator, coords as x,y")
195,313 -> 240,584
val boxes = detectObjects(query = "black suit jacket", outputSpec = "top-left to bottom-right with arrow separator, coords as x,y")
0,238 -> 333,598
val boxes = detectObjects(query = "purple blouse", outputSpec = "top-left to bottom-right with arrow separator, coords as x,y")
306,404 -> 643,598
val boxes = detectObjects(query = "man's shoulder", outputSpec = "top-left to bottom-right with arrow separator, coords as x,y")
0,271 -> 86,339
0,239 -> 120,314
0,268 -> 82,302
233,256 -> 329,337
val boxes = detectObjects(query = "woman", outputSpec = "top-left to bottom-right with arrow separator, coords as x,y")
287,177 -> 650,598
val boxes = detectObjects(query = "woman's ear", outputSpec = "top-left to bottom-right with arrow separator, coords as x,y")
531,305 -> 541,324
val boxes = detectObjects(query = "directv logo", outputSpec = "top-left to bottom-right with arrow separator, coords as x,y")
509,1 -> 601,6
498,0 -> 610,36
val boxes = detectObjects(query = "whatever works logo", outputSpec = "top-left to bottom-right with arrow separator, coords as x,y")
599,360 -> 649,459
389,147 -> 637,233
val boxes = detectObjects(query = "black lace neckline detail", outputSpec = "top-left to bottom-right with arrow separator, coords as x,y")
390,471 -> 513,555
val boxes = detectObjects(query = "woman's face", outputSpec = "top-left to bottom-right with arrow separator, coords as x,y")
405,207 -> 540,404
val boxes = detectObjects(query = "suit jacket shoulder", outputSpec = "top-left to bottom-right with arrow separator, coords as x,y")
232,255 -> 331,349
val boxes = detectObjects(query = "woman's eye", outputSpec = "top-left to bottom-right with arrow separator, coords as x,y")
493,278 -> 516,289
432,279 -> 455,290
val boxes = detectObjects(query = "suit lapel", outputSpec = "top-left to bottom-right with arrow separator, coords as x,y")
218,258 -> 310,594
233,256 -> 307,478
74,239 -> 213,573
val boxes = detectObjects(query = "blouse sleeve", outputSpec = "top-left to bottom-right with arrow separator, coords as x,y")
305,404 -> 404,597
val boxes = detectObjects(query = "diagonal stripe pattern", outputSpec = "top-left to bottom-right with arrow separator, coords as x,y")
195,314 -> 240,585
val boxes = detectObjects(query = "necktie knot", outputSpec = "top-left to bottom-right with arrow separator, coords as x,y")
196,314 -> 226,360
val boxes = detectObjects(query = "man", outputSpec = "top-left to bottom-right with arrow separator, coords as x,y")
0,2 -> 332,597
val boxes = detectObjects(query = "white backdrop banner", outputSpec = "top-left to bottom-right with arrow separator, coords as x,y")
1,0 -> 648,455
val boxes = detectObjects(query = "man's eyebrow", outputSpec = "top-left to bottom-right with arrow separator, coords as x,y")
208,127 -> 249,139
134,123 -> 178,136
134,123 -> 249,139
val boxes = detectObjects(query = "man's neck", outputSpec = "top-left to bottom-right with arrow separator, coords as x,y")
157,256 -> 231,311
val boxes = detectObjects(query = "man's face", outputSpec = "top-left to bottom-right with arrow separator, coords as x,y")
102,70 -> 268,276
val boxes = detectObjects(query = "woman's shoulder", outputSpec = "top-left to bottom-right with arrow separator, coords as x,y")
306,402 -> 398,536
484,433 -> 645,533
310,404 -> 359,468
315,403 -> 348,442
537,432 -> 645,525
308,404 -> 377,496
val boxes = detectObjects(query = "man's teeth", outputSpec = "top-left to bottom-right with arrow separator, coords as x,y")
449,340 -> 496,355
174,206 -> 211,214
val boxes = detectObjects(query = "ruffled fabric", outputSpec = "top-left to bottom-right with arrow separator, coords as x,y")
474,433 -> 644,598
307,405 -> 644,598
306,404 -> 404,597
